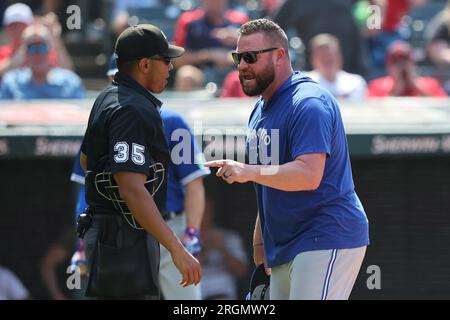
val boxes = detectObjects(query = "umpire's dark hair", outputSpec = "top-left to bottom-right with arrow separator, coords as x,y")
238,19 -> 289,57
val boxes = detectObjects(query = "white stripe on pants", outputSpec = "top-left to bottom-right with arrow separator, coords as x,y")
270,246 -> 366,300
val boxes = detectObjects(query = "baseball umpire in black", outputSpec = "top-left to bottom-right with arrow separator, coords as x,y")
79,24 -> 201,299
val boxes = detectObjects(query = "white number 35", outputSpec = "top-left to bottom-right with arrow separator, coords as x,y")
114,142 -> 145,165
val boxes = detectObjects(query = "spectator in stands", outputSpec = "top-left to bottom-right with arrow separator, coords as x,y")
0,3 -> 34,77
0,265 -> 30,300
368,40 -> 447,97
174,65 -> 205,92
220,70 -> 246,97
364,0 -> 427,72
0,23 -> 84,100
0,3 -> 74,77
199,198 -> 248,300
111,0 -> 169,38
173,0 -> 249,91
259,0 -> 284,17
306,34 -> 367,102
274,0 -> 366,77
426,0 -> 450,67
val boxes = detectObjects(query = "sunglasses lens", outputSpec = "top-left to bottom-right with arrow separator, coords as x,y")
243,52 -> 257,64
232,52 -> 240,66
232,52 -> 258,66
27,43 -> 48,55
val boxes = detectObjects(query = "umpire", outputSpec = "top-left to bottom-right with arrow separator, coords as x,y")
79,24 -> 201,299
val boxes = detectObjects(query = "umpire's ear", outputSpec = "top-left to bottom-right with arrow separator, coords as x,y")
138,57 -> 151,74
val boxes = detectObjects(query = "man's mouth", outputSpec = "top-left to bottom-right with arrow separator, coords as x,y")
240,74 -> 255,81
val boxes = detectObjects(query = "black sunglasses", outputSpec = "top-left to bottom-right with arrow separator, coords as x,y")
151,56 -> 172,65
231,47 -> 278,66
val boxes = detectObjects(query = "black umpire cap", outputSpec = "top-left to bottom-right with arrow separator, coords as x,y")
115,24 -> 184,62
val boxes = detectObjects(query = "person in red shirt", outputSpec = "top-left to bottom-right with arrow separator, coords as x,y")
0,3 -> 34,76
0,3 -> 74,77
368,41 -> 447,97
220,70 -> 246,97
365,0 -> 427,70
172,0 -> 248,91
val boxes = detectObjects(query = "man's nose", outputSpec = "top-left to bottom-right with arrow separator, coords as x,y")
237,59 -> 248,71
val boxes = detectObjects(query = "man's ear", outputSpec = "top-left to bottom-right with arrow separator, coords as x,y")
276,48 -> 286,64
138,58 -> 151,73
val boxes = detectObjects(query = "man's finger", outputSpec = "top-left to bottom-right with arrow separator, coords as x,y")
196,267 -> 202,285
185,269 -> 194,287
204,160 -> 226,168
216,167 -> 225,177
193,268 -> 200,285
180,271 -> 188,287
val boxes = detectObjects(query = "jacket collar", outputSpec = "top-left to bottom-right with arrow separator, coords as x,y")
113,72 -> 163,108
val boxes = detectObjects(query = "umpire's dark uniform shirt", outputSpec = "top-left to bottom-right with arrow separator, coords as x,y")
81,72 -> 169,216
81,72 -> 170,297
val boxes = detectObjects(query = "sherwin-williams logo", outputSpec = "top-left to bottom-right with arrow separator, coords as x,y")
371,135 -> 450,155
34,138 -> 81,156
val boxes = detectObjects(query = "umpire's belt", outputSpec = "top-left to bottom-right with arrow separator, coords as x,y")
163,211 -> 183,221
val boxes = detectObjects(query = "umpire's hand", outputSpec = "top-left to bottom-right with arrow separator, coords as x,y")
171,246 -> 202,287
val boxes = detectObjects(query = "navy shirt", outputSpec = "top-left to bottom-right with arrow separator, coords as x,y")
73,109 -> 210,218
247,71 -> 369,267
81,72 -> 169,215
185,16 -> 241,51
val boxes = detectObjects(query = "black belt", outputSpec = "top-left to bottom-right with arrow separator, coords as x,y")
163,211 -> 183,221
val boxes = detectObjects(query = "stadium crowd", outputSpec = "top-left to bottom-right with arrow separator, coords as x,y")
1,0 -> 450,99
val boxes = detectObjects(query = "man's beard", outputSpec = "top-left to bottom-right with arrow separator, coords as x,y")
239,65 -> 275,97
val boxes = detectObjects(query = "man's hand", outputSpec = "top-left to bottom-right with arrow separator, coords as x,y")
204,160 -> 254,184
390,61 -> 408,96
40,12 -> 62,38
211,26 -> 239,47
253,243 -> 271,276
170,246 -> 202,287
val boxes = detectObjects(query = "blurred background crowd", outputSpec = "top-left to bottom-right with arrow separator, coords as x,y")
2,0 -> 450,100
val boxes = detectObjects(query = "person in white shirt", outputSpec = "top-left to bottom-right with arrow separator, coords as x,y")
306,33 -> 367,102
0,265 -> 30,300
